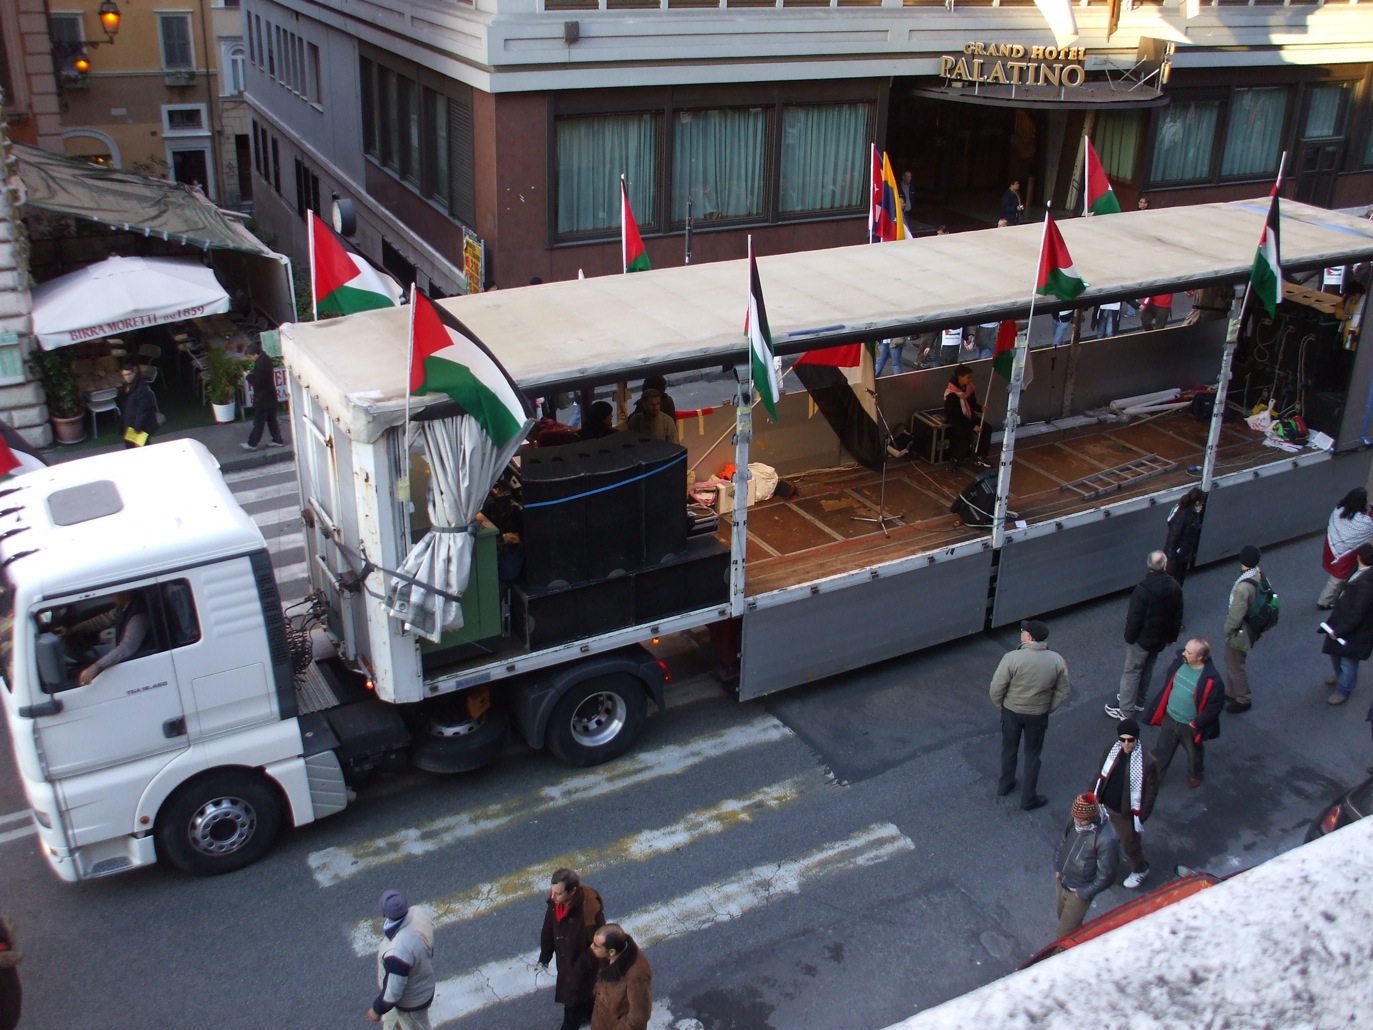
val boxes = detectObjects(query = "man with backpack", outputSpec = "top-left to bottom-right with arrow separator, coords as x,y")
1224,545 -> 1278,714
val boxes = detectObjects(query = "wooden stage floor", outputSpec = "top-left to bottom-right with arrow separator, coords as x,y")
732,409 -> 1282,596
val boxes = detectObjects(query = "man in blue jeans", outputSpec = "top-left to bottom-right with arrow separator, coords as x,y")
874,337 -> 904,376
1321,542 -> 1373,705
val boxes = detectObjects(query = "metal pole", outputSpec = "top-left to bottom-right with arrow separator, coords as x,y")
729,362 -> 753,618
685,197 -> 693,265
1200,313 -> 1242,493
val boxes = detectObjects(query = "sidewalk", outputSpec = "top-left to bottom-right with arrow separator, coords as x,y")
41,416 -> 294,476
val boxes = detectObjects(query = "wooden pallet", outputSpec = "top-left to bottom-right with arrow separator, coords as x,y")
1060,454 -> 1174,500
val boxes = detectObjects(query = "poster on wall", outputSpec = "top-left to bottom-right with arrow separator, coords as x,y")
463,231 -> 485,295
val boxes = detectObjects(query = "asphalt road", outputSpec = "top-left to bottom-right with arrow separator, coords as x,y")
0,496 -> 1368,1029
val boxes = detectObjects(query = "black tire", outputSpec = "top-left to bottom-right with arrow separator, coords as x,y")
155,770 -> 283,876
408,695 -> 510,774
546,675 -> 648,768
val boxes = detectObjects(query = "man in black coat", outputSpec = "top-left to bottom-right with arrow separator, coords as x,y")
1145,638 -> 1225,789
537,868 -> 605,1030
1107,550 -> 1184,719
1322,542 -> 1373,705
118,363 -> 158,449
242,341 -> 285,450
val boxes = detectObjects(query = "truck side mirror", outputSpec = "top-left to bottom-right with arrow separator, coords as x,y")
35,633 -> 71,694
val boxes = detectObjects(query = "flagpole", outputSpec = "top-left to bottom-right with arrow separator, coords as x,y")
620,173 -> 628,274
730,237 -> 757,619
1083,137 -> 1090,218
1200,152 -> 1286,494
402,283 -> 418,486
990,208 -> 1053,551
868,143 -> 877,245
309,213 -> 319,321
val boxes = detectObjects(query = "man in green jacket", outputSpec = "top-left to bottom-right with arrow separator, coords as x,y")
991,619 -> 1071,811
1224,545 -> 1263,714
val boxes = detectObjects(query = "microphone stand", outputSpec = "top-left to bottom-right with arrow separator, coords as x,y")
853,387 -> 905,537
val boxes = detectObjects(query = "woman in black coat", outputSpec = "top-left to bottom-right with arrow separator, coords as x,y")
1163,487 -> 1207,585
118,364 -> 158,449
1322,542 -> 1373,704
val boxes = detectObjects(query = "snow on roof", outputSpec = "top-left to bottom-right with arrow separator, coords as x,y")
280,199 -> 1373,444
0,439 -> 265,598
883,816 -> 1373,1028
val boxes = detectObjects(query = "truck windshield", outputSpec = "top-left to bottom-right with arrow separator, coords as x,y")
0,574 -> 13,692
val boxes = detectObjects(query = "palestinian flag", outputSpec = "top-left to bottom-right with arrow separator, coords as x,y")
1035,214 -> 1088,303
309,212 -> 403,319
1250,184 -> 1282,318
622,177 -> 651,273
0,437 -> 19,478
991,320 -> 1019,381
408,288 -> 533,451
795,343 -> 863,368
745,240 -> 781,422
1084,139 -> 1121,216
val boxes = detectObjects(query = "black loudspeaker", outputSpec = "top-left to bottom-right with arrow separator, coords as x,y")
633,536 -> 731,623
511,577 -> 635,650
580,440 -> 643,581
950,471 -> 998,527
521,445 -> 593,588
637,439 -> 689,566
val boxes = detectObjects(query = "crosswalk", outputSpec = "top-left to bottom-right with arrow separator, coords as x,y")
223,464 -> 310,604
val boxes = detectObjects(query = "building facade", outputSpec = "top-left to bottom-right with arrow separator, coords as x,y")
242,0 -> 1373,293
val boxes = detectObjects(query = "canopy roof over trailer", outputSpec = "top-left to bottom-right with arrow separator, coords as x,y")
281,199 -> 1373,443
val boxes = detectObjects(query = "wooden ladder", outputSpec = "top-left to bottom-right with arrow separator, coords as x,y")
1061,454 -> 1174,501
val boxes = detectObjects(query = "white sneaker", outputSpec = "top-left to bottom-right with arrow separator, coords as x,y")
1104,703 -> 1126,719
240,442 -> 256,451
1123,867 -> 1149,889
267,440 -> 285,448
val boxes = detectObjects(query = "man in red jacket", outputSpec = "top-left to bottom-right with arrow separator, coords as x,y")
1145,638 -> 1225,789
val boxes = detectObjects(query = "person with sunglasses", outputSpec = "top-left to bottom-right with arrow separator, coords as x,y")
1091,718 -> 1160,889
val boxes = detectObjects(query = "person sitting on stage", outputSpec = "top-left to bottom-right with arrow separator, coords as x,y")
944,365 -> 991,470
624,388 -> 679,445
579,401 -> 616,440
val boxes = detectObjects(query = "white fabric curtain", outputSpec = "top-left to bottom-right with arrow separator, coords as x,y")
671,108 -> 767,222
778,103 -> 869,214
556,113 -> 658,236
1305,84 -> 1346,139
385,415 -> 524,642
1221,87 -> 1288,178
1151,101 -> 1219,183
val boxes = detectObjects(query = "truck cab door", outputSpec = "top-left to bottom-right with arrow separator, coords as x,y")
31,584 -> 185,781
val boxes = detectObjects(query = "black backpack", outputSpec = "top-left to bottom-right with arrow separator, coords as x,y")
1244,575 -> 1280,641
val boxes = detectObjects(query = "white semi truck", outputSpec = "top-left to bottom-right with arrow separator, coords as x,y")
4,199 -> 1372,882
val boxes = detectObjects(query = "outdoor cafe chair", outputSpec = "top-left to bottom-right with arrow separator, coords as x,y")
140,365 -> 161,391
86,388 -> 121,440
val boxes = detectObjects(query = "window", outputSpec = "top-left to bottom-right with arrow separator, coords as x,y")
779,103 -> 869,214
307,42 -> 321,103
1151,100 -> 1220,183
671,108 -> 767,223
1094,111 -> 1142,181
361,59 -> 377,157
254,15 -> 263,69
402,76 -> 420,183
223,41 -> 245,94
164,106 -> 206,133
380,66 -> 399,171
423,88 -> 450,206
267,23 -> 275,78
556,113 -> 659,236
1305,83 -> 1348,139
158,13 -> 194,71
271,135 -> 281,194
49,13 -> 83,76
1220,86 -> 1287,178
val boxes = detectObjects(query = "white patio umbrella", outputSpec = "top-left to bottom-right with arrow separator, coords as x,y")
31,254 -> 231,351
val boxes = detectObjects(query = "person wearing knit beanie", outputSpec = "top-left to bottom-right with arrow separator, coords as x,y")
1053,792 -> 1122,937
1070,793 -> 1100,823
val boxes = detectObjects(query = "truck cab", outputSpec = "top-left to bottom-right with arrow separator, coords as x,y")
0,441 -> 315,880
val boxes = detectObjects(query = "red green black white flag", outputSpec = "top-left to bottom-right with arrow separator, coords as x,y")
1250,184 -> 1282,318
308,212 -> 404,319
622,176 -> 651,274
745,238 -> 781,422
1035,213 -> 1088,303
1084,139 -> 1121,216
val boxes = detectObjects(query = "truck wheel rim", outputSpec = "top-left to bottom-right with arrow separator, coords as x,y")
188,796 -> 257,856
569,692 -> 626,748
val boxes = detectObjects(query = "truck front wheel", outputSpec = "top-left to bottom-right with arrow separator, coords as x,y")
155,770 -> 283,876
546,675 -> 648,767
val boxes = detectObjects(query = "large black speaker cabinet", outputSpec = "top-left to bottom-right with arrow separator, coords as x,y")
634,535 -> 730,624
511,577 -> 635,650
636,439 -> 689,566
950,471 -> 998,528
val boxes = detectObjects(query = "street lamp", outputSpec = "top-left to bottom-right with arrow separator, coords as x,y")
52,0 -> 121,79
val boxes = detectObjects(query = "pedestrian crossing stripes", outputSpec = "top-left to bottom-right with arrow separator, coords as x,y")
424,823 -> 915,1026
307,715 -> 796,887
224,464 -> 308,604
347,775 -> 810,956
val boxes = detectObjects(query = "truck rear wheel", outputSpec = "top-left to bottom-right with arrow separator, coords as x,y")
408,694 -> 510,774
156,770 -> 283,876
546,675 -> 647,767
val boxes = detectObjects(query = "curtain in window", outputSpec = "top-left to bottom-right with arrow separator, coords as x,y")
557,114 -> 658,236
1151,101 -> 1219,183
1094,111 -> 1141,181
160,15 -> 193,69
779,104 -> 869,214
671,108 -> 766,222
1305,84 -> 1346,139
1221,87 -> 1287,177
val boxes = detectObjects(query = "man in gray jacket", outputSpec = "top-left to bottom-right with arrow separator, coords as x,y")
368,889 -> 436,1029
991,619 -> 1071,811
1053,792 -> 1121,936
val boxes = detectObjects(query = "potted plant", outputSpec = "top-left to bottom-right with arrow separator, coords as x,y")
28,350 -> 87,445
203,346 -> 246,423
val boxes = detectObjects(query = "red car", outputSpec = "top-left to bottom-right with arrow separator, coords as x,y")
1305,774 -> 1373,843
1019,868 -> 1222,968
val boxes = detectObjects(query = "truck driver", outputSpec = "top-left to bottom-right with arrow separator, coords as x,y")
54,591 -> 151,685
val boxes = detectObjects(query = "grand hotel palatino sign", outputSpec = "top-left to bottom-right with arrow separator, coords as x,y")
940,42 -> 1087,88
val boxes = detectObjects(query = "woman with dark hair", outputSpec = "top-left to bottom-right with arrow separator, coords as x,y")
1319,488 -> 1373,609
1163,488 -> 1207,585
118,363 -> 158,449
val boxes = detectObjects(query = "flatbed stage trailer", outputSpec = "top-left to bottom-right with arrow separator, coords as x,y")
3,199 -> 1372,881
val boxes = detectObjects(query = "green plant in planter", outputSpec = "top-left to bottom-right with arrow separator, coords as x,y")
28,350 -> 84,420
203,347 -> 249,406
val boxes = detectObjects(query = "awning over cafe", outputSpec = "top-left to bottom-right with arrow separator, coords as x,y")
31,255 -> 231,351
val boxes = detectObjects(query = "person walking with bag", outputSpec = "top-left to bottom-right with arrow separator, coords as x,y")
1091,718 -> 1159,889
1321,543 -> 1373,706
1318,488 -> 1373,610
241,341 -> 285,451
1224,545 -> 1271,714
